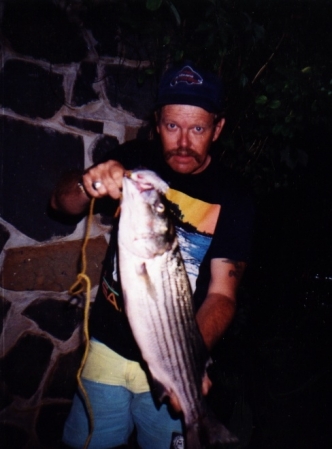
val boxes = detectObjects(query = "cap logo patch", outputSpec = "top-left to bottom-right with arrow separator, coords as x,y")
170,66 -> 203,87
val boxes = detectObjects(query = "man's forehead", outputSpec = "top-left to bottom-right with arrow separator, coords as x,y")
160,104 -> 215,120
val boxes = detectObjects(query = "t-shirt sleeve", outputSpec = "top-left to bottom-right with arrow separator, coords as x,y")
209,188 -> 255,263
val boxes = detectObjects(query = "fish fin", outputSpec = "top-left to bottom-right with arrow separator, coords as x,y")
151,377 -> 168,403
202,411 -> 239,446
136,262 -> 159,299
186,414 -> 238,449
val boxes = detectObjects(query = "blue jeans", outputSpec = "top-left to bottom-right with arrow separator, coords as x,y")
62,378 -> 184,449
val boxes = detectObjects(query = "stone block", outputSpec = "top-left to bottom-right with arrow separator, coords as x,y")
0,116 -> 84,241
36,402 -> 72,448
86,2 -> 156,60
63,116 -> 104,134
0,333 -> 53,399
84,3 -> 119,57
124,126 -> 139,142
0,59 -> 65,119
72,61 -> 99,106
0,422 -> 28,449
43,345 -> 85,399
0,236 -> 108,292
2,1 -> 87,64
23,298 -> 84,341
0,223 -> 10,254
104,64 -> 157,120
0,296 -> 11,336
92,134 -> 120,164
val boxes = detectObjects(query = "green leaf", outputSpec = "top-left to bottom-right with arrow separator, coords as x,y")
145,67 -> 155,75
255,95 -> 268,105
174,49 -> 184,61
301,66 -> 312,74
163,35 -> 170,45
169,1 -> 181,26
272,124 -> 283,135
239,73 -> 249,88
146,0 -> 163,11
268,100 -> 281,109
137,73 -> 145,85
196,22 -> 213,32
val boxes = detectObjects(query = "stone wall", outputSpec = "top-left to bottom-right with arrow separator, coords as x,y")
0,1 -> 157,447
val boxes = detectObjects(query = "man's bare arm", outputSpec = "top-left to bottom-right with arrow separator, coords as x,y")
51,160 -> 125,215
196,258 -> 247,351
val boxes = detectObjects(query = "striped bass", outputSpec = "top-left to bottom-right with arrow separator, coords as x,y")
118,169 -> 238,448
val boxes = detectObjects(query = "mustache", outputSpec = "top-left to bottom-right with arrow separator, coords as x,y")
164,148 -> 202,162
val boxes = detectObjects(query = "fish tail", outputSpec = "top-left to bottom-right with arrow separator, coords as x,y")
201,412 -> 239,447
185,423 -> 204,449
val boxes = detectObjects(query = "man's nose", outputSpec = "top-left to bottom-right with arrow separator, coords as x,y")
178,130 -> 190,148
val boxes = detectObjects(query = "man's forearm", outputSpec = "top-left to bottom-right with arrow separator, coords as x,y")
196,293 -> 236,351
51,171 -> 91,215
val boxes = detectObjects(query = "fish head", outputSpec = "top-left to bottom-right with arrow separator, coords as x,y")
119,169 -> 175,258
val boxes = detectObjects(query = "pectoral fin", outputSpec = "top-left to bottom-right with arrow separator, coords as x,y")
136,262 -> 158,300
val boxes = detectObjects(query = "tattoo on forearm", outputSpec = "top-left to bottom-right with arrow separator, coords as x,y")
223,259 -> 245,280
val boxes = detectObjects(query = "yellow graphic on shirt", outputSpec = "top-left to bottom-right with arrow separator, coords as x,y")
166,188 -> 221,235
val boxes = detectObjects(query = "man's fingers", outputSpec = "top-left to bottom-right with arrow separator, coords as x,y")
202,372 -> 212,396
83,161 -> 125,199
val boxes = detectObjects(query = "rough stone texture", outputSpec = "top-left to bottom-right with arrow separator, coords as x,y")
92,134 -> 120,164
104,64 -> 157,120
2,1 -> 87,64
1,236 -> 108,292
125,125 -> 140,142
23,298 -> 84,341
85,2 -> 157,60
36,403 -> 72,448
84,3 -> 121,57
0,224 -> 10,254
0,333 -> 53,399
43,346 -> 84,400
63,115 -> 104,134
0,1 -> 156,445
0,59 -> 65,119
72,61 -> 99,107
0,422 -> 29,449
0,296 -> 11,336
0,116 -> 84,241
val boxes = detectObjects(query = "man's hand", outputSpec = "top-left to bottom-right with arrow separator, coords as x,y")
169,372 -> 212,413
83,160 -> 125,199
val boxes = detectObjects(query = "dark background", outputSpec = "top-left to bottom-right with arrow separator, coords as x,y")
1,1 -> 331,448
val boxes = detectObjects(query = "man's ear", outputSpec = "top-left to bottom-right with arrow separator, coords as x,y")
212,118 -> 225,141
155,111 -> 160,134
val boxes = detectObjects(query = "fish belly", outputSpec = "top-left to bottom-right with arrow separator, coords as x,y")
119,240 -> 207,426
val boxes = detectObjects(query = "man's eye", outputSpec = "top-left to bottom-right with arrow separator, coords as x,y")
167,123 -> 176,130
195,126 -> 203,132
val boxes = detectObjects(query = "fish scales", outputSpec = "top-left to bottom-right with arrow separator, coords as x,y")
158,245 -> 203,417
118,169 -> 238,448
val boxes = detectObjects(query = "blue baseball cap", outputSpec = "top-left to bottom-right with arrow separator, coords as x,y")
156,62 -> 224,113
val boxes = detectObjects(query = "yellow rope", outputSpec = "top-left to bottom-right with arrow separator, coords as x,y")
68,198 -> 96,449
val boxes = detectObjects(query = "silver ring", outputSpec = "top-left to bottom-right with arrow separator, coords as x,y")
92,181 -> 102,190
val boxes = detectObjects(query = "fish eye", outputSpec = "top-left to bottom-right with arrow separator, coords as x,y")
155,202 -> 165,213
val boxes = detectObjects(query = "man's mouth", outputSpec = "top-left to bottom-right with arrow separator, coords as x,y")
165,149 -> 201,163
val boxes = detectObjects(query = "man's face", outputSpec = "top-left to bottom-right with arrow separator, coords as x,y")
156,104 -> 225,174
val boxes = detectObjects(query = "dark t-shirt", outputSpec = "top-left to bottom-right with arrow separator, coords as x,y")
89,139 -> 255,361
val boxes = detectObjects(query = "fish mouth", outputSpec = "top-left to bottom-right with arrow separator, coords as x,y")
125,171 -> 154,192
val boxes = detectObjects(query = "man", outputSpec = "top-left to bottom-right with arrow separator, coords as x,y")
52,63 -> 254,449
